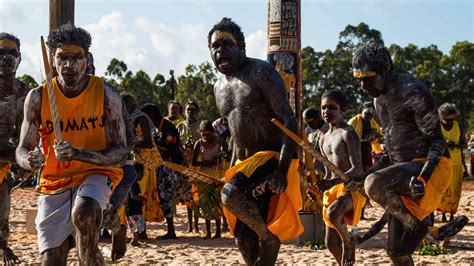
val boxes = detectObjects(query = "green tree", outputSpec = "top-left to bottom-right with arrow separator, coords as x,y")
338,22 -> 384,51
18,74 -> 38,89
440,41 -> 474,129
302,22 -> 382,116
104,58 -> 164,109
176,62 -> 219,121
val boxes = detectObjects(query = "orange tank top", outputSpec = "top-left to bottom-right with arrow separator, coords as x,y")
39,75 -> 123,194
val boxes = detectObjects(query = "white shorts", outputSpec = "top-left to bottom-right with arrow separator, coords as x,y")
35,174 -> 112,254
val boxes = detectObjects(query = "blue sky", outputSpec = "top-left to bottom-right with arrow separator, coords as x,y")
1,0 -> 472,82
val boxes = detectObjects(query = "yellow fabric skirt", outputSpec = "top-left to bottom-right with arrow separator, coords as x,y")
401,157 -> 452,221
437,163 -> 463,214
136,148 -> 164,223
322,183 -> 367,228
223,151 -> 303,241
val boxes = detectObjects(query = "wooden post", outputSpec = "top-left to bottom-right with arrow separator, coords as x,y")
49,0 -> 75,31
48,0 -> 74,76
267,0 -> 302,135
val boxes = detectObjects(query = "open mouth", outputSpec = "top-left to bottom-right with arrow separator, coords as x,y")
218,57 -> 230,68
63,73 -> 77,79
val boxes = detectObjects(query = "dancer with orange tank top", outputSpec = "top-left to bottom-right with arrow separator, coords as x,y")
16,24 -> 132,265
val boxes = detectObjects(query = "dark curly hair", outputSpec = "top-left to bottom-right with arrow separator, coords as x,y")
46,24 -> 91,53
438,103 -> 458,118
322,90 -> 349,112
352,43 -> 392,73
0,32 -> 20,50
208,17 -> 246,51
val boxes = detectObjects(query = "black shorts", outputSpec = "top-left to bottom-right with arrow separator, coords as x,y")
228,157 -> 278,237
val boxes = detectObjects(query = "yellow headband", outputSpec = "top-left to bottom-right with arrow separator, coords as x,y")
56,44 -> 85,54
353,69 -> 376,79
211,31 -> 237,45
0,39 -> 18,51
304,118 -> 314,123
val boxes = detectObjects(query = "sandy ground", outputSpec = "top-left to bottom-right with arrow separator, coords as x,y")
7,181 -> 474,265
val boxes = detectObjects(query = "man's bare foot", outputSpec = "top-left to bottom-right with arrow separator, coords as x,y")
156,232 -> 177,240
111,225 -> 127,261
342,236 -> 356,265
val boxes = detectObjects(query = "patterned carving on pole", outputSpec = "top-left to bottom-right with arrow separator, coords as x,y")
267,0 -> 302,134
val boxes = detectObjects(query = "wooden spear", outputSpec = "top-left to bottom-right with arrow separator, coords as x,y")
41,36 -> 62,144
271,118 -> 348,180
163,162 -> 224,185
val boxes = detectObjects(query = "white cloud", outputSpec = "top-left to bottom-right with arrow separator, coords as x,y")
0,3 -> 25,26
246,30 -> 267,60
84,11 -> 137,76
134,16 -> 210,76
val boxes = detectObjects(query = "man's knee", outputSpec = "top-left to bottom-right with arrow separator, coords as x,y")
364,173 -> 384,202
72,197 -> 102,230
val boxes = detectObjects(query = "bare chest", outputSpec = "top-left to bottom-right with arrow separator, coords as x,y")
322,133 -> 344,154
215,78 -> 263,117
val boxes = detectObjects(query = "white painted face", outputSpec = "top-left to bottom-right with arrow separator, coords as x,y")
321,98 -> 343,124
0,39 -> 21,76
53,45 -> 87,90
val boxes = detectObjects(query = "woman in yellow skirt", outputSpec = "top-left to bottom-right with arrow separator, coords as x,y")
437,103 -> 468,222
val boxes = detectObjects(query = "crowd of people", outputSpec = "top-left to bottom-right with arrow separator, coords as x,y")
0,16 -> 471,266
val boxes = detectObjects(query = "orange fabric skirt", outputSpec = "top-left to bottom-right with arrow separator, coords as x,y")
322,183 -> 367,228
223,151 -> 303,241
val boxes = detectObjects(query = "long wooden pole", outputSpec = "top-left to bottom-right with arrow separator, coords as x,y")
49,0 -> 75,31
267,0 -> 302,134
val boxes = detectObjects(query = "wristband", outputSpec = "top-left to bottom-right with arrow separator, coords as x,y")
416,176 -> 427,187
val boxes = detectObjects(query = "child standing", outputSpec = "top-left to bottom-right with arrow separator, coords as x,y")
317,90 -> 365,265
192,120 -> 225,239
